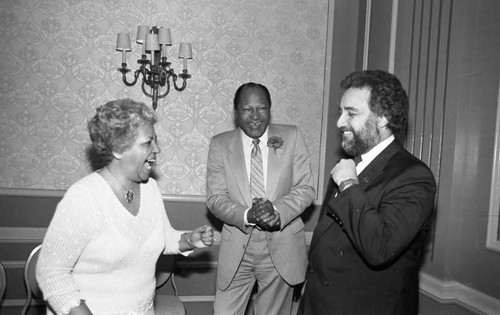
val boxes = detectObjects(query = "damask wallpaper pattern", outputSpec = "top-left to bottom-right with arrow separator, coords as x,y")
0,0 -> 329,196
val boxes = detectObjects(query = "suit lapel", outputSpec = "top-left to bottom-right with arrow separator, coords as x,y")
266,124 -> 284,198
357,140 -> 402,189
228,129 -> 252,205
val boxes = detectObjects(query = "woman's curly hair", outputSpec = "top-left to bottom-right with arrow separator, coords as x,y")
340,70 -> 409,133
88,99 -> 157,164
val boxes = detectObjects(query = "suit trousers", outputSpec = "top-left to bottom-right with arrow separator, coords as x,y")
214,228 -> 293,315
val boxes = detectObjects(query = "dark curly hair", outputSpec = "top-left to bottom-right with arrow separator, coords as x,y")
233,82 -> 271,110
88,99 -> 157,164
340,70 -> 408,133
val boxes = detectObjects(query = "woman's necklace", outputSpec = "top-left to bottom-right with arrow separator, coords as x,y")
106,167 -> 136,203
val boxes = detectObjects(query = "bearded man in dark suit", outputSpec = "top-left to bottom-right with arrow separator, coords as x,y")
298,70 -> 437,315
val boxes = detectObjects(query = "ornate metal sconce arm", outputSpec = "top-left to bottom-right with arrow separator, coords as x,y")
172,70 -> 191,92
118,63 -> 142,87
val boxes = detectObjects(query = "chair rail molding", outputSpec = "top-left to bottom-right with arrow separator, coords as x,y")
0,227 -> 46,243
0,188 -> 207,202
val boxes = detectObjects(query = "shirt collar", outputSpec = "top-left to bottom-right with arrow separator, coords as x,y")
359,134 -> 395,166
241,128 -> 269,148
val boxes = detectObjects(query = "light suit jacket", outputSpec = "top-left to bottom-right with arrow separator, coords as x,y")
206,123 -> 315,290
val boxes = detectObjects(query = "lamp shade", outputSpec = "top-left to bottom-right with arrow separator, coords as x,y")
178,42 -> 193,59
136,25 -> 149,44
116,32 -> 131,51
145,33 -> 160,51
158,28 -> 172,45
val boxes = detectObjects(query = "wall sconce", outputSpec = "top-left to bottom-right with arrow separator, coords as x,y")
116,26 -> 192,110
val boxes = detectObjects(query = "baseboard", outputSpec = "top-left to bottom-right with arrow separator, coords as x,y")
419,272 -> 500,315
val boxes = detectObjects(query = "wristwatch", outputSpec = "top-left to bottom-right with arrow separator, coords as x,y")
339,178 -> 359,192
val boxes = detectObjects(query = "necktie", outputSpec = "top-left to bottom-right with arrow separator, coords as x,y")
354,155 -> 362,165
250,139 -> 265,198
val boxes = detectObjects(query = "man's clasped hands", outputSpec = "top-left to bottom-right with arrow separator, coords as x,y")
248,198 -> 281,231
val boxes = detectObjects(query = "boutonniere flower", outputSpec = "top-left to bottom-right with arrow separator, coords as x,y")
267,136 -> 284,153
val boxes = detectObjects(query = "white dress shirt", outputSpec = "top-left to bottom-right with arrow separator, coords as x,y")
242,128 -> 269,187
356,135 -> 395,174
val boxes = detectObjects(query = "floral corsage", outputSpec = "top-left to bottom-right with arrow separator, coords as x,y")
267,136 -> 284,153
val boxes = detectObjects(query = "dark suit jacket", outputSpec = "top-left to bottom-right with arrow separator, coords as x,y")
299,140 -> 436,315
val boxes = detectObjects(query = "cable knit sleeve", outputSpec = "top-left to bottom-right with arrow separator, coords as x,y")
149,179 -> 191,256
36,182 -> 98,315
162,209 -> 191,256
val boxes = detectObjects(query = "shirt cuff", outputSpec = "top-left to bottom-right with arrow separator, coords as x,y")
244,208 -> 255,226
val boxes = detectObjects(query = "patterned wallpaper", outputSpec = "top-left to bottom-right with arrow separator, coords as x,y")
0,0 -> 329,196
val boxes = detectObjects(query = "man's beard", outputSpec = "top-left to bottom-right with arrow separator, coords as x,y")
342,115 -> 380,157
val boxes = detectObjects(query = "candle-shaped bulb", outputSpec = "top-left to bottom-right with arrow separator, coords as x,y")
178,42 -> 193,71
136,25 -> 149,57
136,25 -> 149,44
116,31 -> 131,64
158,28 -> 172,45
158,28 -> 172,58
145,33 -> 160,51
145,34 -> 160,66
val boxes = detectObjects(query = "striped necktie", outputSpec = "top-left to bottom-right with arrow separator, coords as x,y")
250,139 -> 265,198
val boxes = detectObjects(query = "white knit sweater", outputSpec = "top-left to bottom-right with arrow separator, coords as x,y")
36,172 -> 185,315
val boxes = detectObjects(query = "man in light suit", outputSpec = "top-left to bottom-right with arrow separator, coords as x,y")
298,70 -> 436,315
207,82 -> 315,315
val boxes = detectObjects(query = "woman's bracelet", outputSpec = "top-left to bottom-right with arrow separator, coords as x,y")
186,233 -> 195,249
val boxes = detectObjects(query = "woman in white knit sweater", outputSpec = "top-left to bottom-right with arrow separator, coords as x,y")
36,99 -> 214,315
